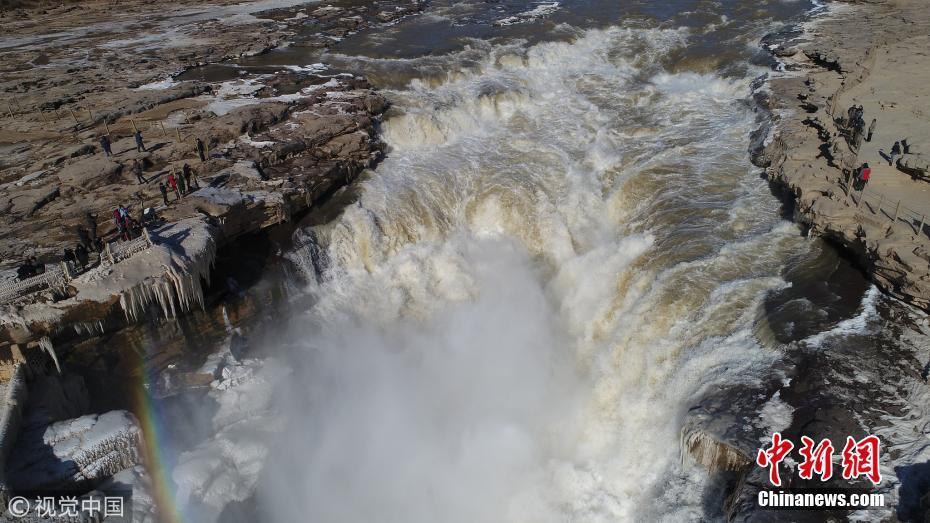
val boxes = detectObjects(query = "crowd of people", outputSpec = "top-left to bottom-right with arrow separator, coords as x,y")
96,128 -> 206,210
11,130 -> 212,284
844,104 -> 869,151
159,163 -> 199,205
16,257 -> 46,281
842,101 -> 921,199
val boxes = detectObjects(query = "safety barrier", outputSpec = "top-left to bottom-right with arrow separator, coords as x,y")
104,229 -> 153,265
843,182 -> 930,241
0,229 -> 155,306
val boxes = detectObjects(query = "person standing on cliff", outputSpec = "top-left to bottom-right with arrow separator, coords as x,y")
866,119 -> 877,142
159,181 -> 169,206
132,159 -> 146,184
75,243 -> 89,269
77,226 -> 92,252
855,163 -> 871,191
196,138 -> 207,162
113,208 -> 124,238
134,130 -> 146,152
846,105 -> 857,130
167,172 -> 181,199
182,163 -> 195,192
99,134 -> 112,157
889,141 -> 902,166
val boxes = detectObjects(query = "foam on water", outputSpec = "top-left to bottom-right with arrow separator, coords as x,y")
172,23 -> 817,522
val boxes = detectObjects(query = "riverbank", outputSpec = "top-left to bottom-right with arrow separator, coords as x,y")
753,0 -> 930,311
0,0 -> 422,513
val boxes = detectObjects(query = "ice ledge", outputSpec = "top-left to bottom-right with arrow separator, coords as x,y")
2,217 -> 218,329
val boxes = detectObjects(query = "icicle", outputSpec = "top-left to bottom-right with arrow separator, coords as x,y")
681,429 -> 750,472
38,336 -> 61,374
113,219 -> 220,322
222,306 -> 232,334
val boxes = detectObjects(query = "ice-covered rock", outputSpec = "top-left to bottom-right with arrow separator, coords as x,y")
75,217 -> 217,322
7,410 -> 144,492
172,358 -> 287,516
0,364 -> 28,502
94,465 -> 158,522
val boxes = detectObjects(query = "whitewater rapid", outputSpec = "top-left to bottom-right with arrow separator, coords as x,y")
171,23 -> 825,522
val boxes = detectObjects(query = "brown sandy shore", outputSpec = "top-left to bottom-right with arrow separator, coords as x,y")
754,0 -> 930,312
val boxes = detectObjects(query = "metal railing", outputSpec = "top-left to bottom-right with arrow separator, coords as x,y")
0,264 -> 71,305
104,229 -> 153,264
0,229 -> 155,306
841,182 -> 930,240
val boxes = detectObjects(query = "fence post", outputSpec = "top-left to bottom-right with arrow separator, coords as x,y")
6,102 -> 14,119
176,128 -> 182,142
877,193 -> 884,214
68,108 -> 78,123
160,121 -> 167,137
893,201 -> 901,223
919,214 -> 926,239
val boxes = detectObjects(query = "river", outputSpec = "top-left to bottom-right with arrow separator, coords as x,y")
165,1 -> 930,521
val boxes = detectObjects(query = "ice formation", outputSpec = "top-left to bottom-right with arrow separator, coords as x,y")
37,336 -> 61,374
7,410 -> 144,492
72,217 -> 218,322
172,356 -> 288,517
681,428 -> 753,472
0,364 -> 28,498
117,219 -> 217,322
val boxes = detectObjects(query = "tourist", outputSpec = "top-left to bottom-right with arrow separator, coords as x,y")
75,243 -> 89,269
63,248 -> 76,265
77,226 -> 93,252
182,163 -> 195,191
134,130 -> 146,152
856,163 -> 871,191
17,259 -> 34,280
99,134 -> 112,157
902,138 -> 911,154
159,181 -> 169,206
30,257 -> 45,275
168,172 -> 181,199
141,207 -> 158,227
178,170 -> 188,195
866,119 -> 877,142
889,141 -> 902,166
846,105 -> 857,130
196,138 -> 206,162
113,207 -> 124,235
123,213 -> 134,241
132,159 -> 146,184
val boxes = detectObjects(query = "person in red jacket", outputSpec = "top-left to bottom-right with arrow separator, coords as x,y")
167,172 -> 181,199
855,163 -> 871,191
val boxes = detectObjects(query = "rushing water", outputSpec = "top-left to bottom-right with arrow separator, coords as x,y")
165,1 -> 930,522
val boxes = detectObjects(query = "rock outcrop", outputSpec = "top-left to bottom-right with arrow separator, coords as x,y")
7,410 -> 144,493
753,0 -> 930,312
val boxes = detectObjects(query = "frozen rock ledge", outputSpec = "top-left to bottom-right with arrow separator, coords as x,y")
7,410 -> 144,493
